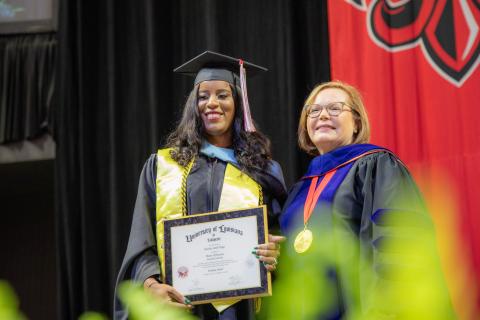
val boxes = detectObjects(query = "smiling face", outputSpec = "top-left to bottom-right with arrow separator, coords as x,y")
306,88 -> 357,154
197,80 -> 236,147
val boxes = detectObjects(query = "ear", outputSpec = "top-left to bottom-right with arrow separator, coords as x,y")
353,119 -> 360,135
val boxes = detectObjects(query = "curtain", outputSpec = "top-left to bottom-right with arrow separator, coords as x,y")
328,1 -> 480,318
54,0 -> 330,318
0,33 -> 56,144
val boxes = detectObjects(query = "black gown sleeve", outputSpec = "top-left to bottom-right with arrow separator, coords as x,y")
131,249 -> 160,283
334,151 -> 453,316
114,154 -> 159,320
254,160 -> 287,233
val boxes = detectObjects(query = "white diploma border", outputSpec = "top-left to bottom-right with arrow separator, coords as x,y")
162,205 -> 271,305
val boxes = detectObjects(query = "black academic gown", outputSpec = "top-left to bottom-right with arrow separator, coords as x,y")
114,153 -> 287,320
280,147 -> 454,319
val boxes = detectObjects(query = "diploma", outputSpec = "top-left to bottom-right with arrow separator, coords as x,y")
163,206 -> 271,304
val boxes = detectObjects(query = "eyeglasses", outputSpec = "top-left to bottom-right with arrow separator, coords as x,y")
305,102 -> 353,118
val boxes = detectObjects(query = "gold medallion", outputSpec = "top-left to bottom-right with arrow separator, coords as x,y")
293,229 -> 313,253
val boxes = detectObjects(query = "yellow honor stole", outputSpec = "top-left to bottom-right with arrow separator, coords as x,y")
155,148 -> 262,313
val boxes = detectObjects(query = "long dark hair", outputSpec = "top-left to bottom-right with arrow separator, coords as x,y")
165,83 -> 272,174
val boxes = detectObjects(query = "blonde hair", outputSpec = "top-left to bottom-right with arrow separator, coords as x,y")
298,80 -> 371,155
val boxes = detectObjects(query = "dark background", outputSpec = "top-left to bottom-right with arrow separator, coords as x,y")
0,1 -> 330,318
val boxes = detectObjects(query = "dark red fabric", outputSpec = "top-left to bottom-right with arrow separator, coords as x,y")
328,1 -> 480,318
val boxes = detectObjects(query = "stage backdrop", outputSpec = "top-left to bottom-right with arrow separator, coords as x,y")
328,1 -> 480,318
55,1 -> 330,318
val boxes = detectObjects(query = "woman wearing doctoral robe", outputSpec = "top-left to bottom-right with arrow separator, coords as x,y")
114,51 -> 286,320
280,81 -> 454,319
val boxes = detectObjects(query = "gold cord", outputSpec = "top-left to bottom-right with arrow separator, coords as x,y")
181,158 -> 195,216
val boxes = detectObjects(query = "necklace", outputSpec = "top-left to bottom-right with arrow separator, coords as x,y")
293,170 -> 336,253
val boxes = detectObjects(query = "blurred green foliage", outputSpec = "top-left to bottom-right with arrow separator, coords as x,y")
0,280 -> 26,320
79,311 -> 109,320
117,282 -> 196,320
2,200 -> 457,319
115,206 -> 455,319
260,205 -> 456,320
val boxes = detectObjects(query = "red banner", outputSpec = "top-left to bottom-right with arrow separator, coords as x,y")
328,0 -> 480,318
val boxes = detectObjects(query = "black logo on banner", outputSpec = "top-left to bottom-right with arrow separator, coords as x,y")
347,0 -> 480,86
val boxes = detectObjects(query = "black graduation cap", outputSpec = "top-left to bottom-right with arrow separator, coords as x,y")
174,51 -> 267,132
173,51 -> 267,86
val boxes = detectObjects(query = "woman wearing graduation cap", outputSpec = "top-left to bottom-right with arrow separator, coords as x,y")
114,51 -> 287,320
